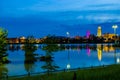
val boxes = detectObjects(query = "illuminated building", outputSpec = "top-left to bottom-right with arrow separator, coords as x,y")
103,33 -> 116,42
75,36 -> 81,40
19,36 -> 26,43
86,30 -> 90,38
97,44 -> 102,61
97,26 -> 102,37
7,38 -> 19,43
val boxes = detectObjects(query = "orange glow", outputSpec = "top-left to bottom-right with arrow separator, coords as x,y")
103,45 -> 109,52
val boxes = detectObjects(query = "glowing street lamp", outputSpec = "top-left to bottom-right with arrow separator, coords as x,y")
112,25 -> 118,34
117,58 -> 120,63
66,32 -> 70,43
66,32 -> 70,37
67,63 -> 71,69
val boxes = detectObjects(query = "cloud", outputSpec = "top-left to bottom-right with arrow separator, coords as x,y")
1,0 -> 120,16
85,3 -> 120,10
26,0 -> 120,11
87,3 -> 117,7
76,12 -> 120,24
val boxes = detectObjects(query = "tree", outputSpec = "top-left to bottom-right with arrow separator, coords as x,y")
41,44 -> 59,75
0,27 -> 9,64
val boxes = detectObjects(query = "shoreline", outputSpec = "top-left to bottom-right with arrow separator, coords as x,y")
7,64 -> 120,80
7,42 -> 115,44
7,64 -> 111,78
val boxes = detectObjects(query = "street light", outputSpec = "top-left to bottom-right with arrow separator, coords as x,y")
66,32 -> 70,43
112,25 -> 118,44
67,63 -> 71,69
112,25 -> 118,34
117,58 -> 120,63
66,32 -> 70,37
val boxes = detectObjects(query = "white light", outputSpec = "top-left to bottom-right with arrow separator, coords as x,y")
112,25 -> 118,34
66,32 -> 69,35
98,26 -> 101,29
112,25 -> 118,29
67,64 -> 71,69
117,58 -> 120,63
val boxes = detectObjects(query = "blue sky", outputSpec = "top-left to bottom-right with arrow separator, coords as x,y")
1,0 -> 120,13
0,0 -> 120,37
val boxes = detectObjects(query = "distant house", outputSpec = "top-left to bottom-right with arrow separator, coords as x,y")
7,38 -> 19,43
19,36 -> 26,43
75,36 -> 81,40
102,33 -> 117,42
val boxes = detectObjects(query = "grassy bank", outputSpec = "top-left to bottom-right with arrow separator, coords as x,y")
8,64 -> 120,80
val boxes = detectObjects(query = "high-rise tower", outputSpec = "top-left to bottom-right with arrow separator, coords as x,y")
86,30 -> 90,38
97,26 -> 102,37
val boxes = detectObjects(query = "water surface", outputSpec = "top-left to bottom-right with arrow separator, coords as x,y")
0,43 -> 120,76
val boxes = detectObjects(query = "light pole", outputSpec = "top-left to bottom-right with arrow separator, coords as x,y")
112,25 -> 118,34
66,32 -> 70,44
112,25 -> 118,44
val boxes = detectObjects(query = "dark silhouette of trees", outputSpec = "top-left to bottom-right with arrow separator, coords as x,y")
0,28 -> 9,64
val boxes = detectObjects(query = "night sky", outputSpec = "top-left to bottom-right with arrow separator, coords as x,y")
0,0 -> 120,38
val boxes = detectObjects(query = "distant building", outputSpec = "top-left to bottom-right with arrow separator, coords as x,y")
35,38 -> 43,43
19,36 -> 26,43
97,26 -> 102,37
7,38 -> 19,43
86,30 -> 90,38
103,33 -> 116,42
75,36 -> 81,40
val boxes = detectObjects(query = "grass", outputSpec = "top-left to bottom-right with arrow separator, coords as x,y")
8,64 -> 120,80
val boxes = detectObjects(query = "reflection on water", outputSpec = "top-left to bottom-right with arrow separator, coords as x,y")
103,44 -> 115,52
0,44 -> 120,76
41,44 -> 59,75
86,45 -> 91,56
23,42 -> 37,75
66,46 -> 70,70
0,64 -> 8,79
97,44 -> 102,61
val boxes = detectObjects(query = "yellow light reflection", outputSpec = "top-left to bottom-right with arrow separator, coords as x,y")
97,44 -> 102,61
103,44 -> 115,52
109,45 -> 115,52
103,44 -> 109,52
